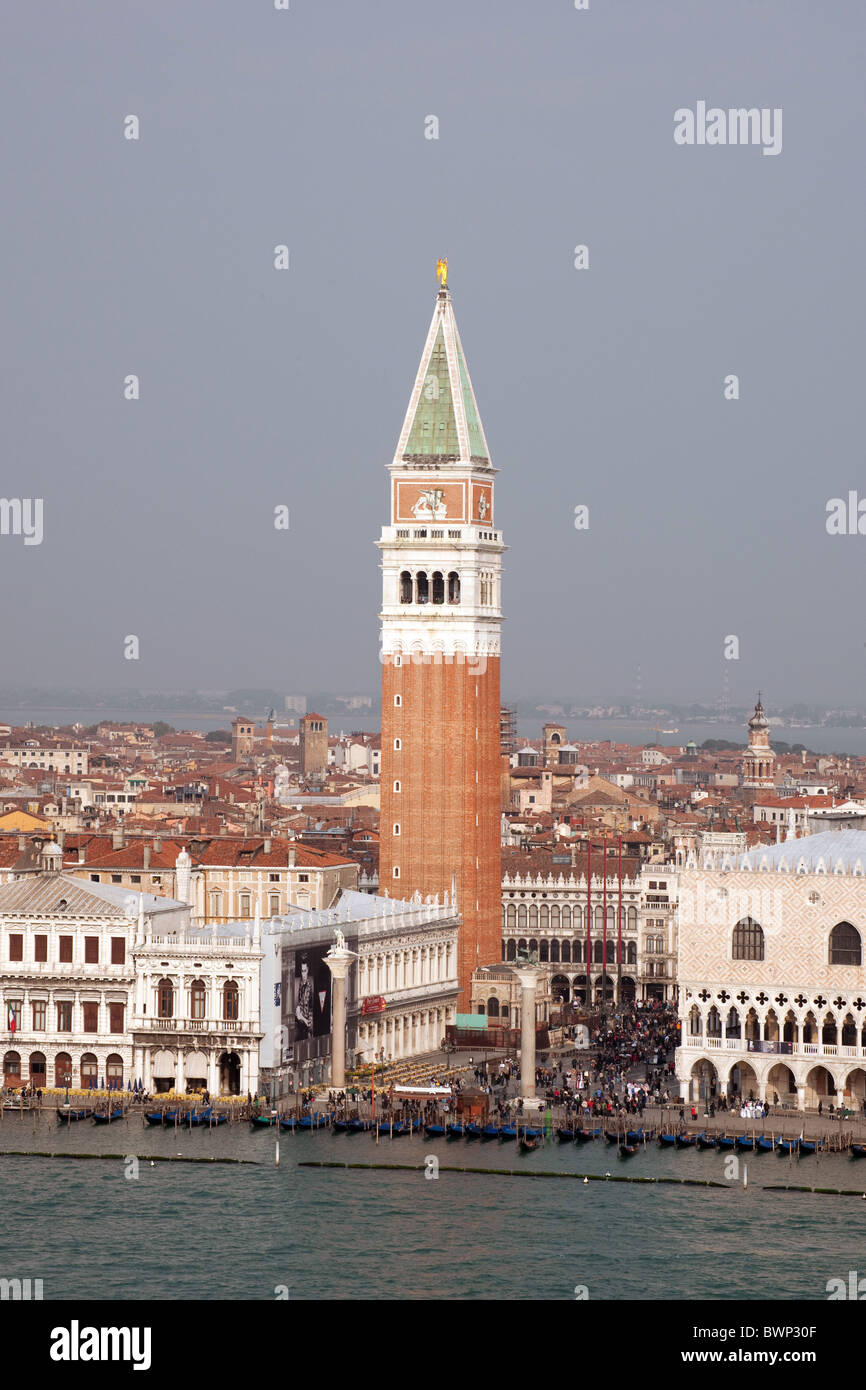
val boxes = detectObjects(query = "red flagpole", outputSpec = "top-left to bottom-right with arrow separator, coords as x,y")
617,832 -> 623,1008
586,836 -> 592,1011
602,838 -> 608,1012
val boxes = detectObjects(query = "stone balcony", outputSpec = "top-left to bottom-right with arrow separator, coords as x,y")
132,1017 -> 260,1036
683,1035 -> 866,1062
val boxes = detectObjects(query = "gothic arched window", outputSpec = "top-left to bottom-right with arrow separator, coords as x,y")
830,921 -> 861,965
732,917 -> 764,961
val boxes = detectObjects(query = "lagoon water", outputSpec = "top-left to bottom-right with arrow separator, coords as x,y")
2,1114 -> 864,1300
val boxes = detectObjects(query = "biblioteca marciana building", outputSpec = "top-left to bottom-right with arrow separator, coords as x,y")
260,888 -> 460,1090
677,831 -> 866,1109
0,856 -> 262,1096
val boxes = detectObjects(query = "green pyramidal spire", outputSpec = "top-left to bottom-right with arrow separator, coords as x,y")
395,276 -> 491,467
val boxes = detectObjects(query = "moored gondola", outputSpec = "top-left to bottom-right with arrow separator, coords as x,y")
91,1108 -> 123,1124
348,1117 -> 372,1133
798,1138 -> 818,1154
519,1135 -> 540,1153
717,1134 -> 736,1149
251,1114 -> 277,1128
557,1127 -> 577,1142
184,1108 -> 212,1128
776,1137 -> 799,1154
618,1143 -> 638,1158
297,1114 -> 330,1130
658,1133 -> 677,1147
675,1132 -> 697,1148
696,1132 -> 717,1150
756,1135 -> 776,1152
481,1124 -> 500,1139
736,1135 -> 757,1152
333,1118 -> 350,1132
56,1108 -> 87,1123
447,1123 -> 464,1138
465,1122 -> 482,1138
145,1109 -> 177,1126
425,1123 -> 447,1137
574,1127 -> 601,1142
850,1142 -> 866,1157
499,1125 -> 517,1141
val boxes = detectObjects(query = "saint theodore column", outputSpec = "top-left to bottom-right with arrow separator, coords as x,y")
324,930 -> 358,1089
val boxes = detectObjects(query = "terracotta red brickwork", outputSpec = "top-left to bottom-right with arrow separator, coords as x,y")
380,654 -> 502,1006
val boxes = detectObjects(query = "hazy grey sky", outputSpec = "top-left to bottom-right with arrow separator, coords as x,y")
2,1 -> 864,705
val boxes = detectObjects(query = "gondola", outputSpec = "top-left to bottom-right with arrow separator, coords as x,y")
675,1133 -> 697,1148
696,1132 -> 717,1150
56,1108 -> 87,1122
481,1124 -> 500,1139
279,1116 -> 298,1130
92,1108 -> 123,1124
626,1130 -> 648,1144
736,1135 -> 757,1152
604,1131 -> 620,1145
574,1127 -> 601,1142
425,1123 -> 447,1136
499,1125 -> 517,1141
716,1134 -> 736,1149
756,1135 -> 777,1152
850,1143 -> 866,1158
390,1122 -> 410,1136
776,1138 -> 799,1154
519,1135 -> 540,1153
464,1123 -> 482,1138
145,1109 -> 177,1125
618,1143 -> 639,1158
207,1113 -> 227,1126
251,1114 -> 277,1128
523,1127 -> 543,1139
297,1114 -> 329,1130
447,1123 -> 464,1138
348,1118 -> 372,1132
557,1127 -> 577,1142
184,1108 -> 212,1128
333,1118 -> 350,1132
658,1133 -> 677,1147
799,1139 -> 818,1154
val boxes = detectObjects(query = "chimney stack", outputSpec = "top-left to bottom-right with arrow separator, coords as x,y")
288,848 -> 297,868
143,845 -> 151,870
112,828 -> 124,850
264,837 -> 272,854
78,845 -> 86,865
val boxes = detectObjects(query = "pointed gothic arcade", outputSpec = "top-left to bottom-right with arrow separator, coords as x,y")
377,267 -> 505,1007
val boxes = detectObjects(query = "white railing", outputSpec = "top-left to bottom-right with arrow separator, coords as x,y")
135,1018 -> 257,1034
684,1037 -> 866,1061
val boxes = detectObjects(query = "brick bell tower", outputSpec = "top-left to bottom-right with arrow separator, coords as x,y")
377,261 -> 505,1007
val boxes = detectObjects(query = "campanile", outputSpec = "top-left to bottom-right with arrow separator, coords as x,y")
377,262 -> 505,1007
